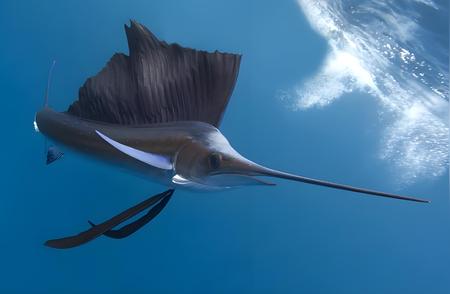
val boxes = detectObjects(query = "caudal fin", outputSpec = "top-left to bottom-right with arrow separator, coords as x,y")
43,60 -> 56,107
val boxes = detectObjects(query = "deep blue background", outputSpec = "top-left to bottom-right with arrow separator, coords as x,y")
0,0 -> 448,293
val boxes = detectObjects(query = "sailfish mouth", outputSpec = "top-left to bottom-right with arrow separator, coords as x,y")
212,159 -> 429,203
207,171 -> 276,186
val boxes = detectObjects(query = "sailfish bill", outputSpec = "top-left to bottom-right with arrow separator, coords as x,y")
259,168 -> 429,203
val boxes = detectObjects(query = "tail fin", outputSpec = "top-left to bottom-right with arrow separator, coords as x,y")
38,60 -> 57,164
43,60 -> 56,107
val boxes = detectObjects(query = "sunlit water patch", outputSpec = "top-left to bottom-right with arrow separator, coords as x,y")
282,0 -> 449,183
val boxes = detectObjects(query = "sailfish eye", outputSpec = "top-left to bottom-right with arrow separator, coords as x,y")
208,152 -> 222,170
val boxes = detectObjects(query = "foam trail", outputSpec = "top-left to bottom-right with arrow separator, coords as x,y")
285,0 -> 449,183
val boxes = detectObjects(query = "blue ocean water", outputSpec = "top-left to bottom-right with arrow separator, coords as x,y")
0,0 -> 448,293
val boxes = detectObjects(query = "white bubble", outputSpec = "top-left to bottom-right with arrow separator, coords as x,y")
284,0 -> 449,183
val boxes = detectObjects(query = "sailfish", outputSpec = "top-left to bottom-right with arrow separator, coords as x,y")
35,21 -> 428,249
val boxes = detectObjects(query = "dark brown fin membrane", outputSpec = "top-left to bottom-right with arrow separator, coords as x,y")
88,191 -> 173,239
67,20 -> 241,127
44,189 -> 174,249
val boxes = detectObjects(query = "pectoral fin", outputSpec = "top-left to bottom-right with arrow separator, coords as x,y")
45,189 -> 174,249
96,130 -> 173,170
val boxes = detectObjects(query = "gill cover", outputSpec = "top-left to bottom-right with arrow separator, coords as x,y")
172,131 -> 275,188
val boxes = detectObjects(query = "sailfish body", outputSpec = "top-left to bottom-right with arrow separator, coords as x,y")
35,21 -> 427,249
36,109 -> 256,189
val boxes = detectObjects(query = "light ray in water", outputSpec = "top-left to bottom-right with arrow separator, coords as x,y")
283,0 -> 449,183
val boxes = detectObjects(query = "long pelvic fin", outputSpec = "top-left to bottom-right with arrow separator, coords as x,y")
96,130 -> 172,170
88,192 -> 173,239
45,189 -> 174,249
263,169 -> 429,203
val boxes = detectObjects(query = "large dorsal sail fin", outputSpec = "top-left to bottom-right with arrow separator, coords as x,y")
67,20 -> 241,127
